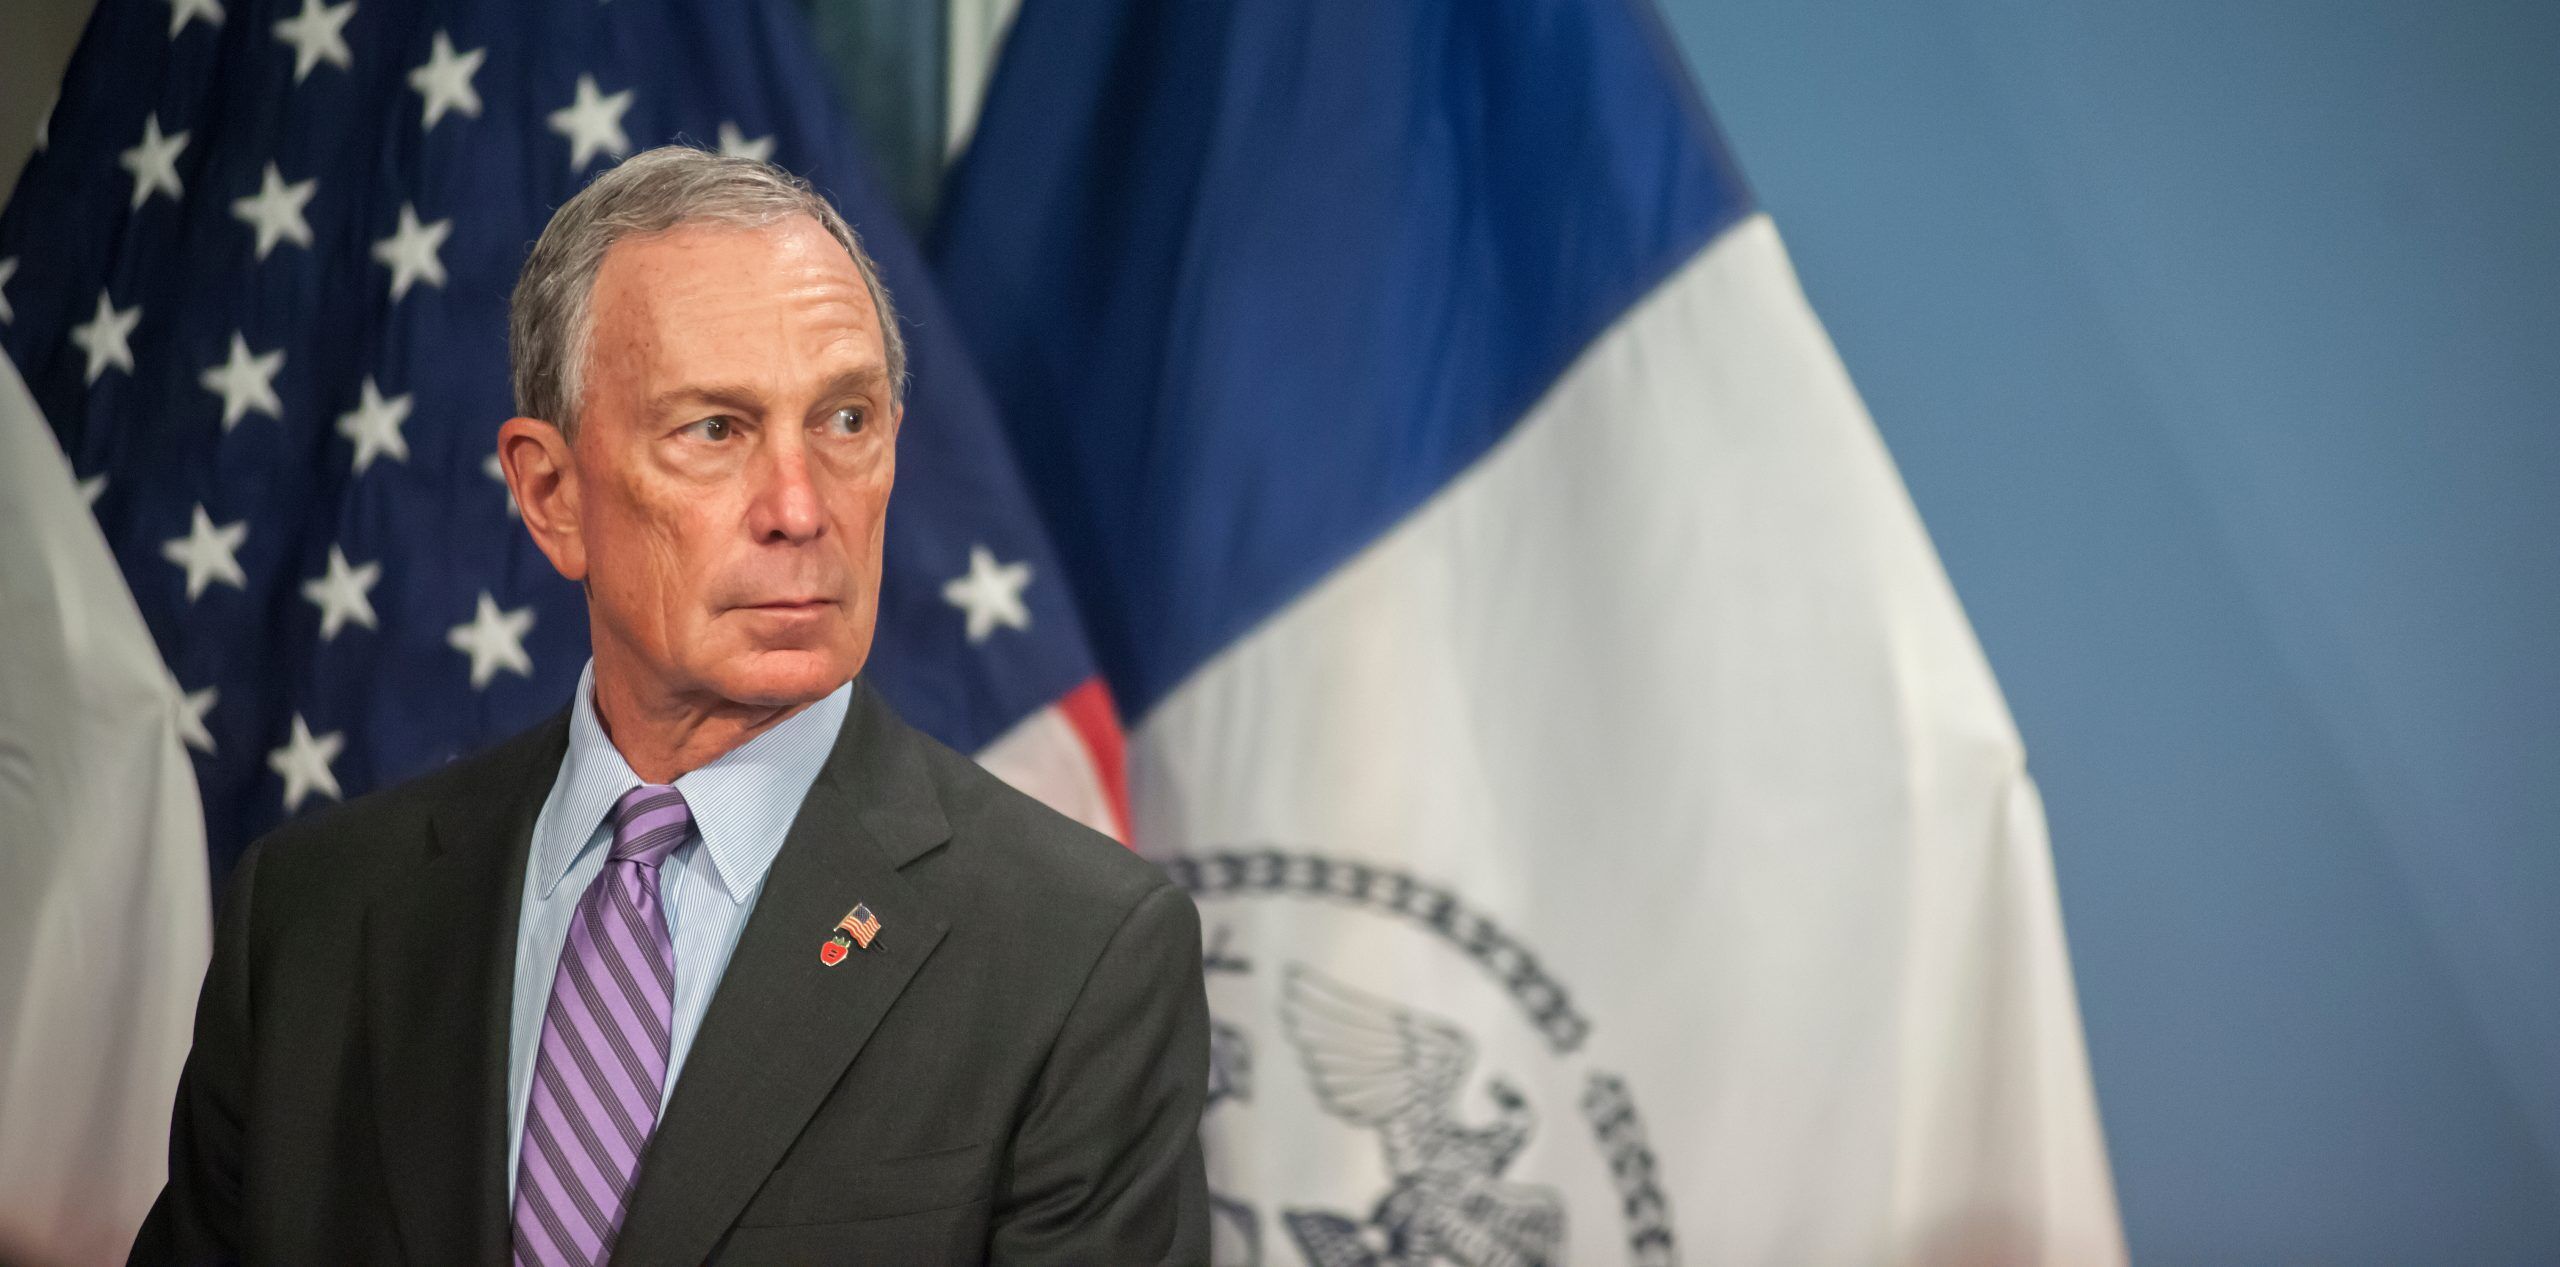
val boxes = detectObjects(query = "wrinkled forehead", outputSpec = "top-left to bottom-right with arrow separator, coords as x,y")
586,216 -> 884,386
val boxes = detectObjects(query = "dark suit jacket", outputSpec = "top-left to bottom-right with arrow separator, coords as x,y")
131,681 -> 1211,1264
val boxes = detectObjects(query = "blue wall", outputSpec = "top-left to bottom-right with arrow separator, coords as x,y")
1656,1 -> 2560,1259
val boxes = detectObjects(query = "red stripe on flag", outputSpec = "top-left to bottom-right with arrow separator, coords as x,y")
1056,677 -> 1132,844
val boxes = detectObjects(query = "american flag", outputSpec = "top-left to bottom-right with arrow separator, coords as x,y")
0,0 -> 1127,895
838,901 -> 881,950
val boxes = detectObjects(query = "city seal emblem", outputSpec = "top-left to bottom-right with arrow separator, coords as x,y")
1164,847 -> 1679,1267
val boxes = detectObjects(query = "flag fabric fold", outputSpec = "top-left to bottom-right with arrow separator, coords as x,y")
0,353 -> 211,1266
934,0 -> 2124,1260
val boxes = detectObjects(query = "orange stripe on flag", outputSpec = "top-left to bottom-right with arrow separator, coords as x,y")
1056,678 -> 1131,845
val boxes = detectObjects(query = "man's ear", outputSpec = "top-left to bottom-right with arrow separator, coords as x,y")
498,416 -> 587,582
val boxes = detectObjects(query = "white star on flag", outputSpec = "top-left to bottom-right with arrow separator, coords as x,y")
548,74 -> 634,172
447,591 -> 535,688
230,162 -> 317,260
301,544 -> 381,640
176,684 -> 218,755
162,504 -> 248,601
371,203 -> 451,301
78,473 -> 108,507
68,290 -> 141,384
272,0 -> 356,83
942,544 -> 1033,644
408,30 -> 485,131
0,256 -> 16,323
717,122 -> 774,163
267,713 -> 345,812
119,112 -> 188,210
336,375 -> 412,473
165,0 -> 222,39
199,331 -> 286,430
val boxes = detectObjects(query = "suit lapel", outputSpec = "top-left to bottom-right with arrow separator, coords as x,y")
364,716 -> 566,1266
613,683 -> 953,1267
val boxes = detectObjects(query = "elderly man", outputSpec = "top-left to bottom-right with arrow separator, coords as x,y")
131,147 -> 1211,1264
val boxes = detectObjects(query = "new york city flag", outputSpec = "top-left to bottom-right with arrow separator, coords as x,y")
935,0 -> 2126,1260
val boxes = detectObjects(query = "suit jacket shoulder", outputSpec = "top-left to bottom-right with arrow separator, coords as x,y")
239,713 -> 569,928
131,713 -> 568,1265
908,711 -> 1174,928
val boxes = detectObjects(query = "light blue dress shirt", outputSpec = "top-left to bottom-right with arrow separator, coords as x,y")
505,660 -> 851,1195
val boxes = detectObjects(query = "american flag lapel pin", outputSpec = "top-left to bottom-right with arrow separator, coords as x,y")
820,902 -> 882,966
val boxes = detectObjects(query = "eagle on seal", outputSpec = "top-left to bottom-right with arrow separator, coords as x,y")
1276,965 -> 1565,1267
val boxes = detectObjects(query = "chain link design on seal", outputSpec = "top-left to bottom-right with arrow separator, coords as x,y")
1585,1073 -> 1679,1267
1164,846 -> 1591,1053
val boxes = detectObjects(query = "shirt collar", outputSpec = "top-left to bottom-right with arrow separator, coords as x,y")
533,659 -> 853,903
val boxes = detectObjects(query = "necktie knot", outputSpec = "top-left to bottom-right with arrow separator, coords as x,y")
607,784 -> 693,868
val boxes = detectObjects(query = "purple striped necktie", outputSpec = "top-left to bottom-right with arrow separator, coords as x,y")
512,784 -> 693,1266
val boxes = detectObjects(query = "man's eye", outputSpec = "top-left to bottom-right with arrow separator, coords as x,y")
683,416 -> 735,441
826,407 -> 866,435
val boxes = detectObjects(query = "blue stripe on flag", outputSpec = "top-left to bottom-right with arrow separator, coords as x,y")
933,0 -> 1752,716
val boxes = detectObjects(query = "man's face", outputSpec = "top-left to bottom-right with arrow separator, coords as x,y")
536,215 -> 899,710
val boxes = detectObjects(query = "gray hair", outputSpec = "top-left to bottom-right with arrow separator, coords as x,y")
508,145 -> 906,436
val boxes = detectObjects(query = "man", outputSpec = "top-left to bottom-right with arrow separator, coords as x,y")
132,147 -> 1211,1264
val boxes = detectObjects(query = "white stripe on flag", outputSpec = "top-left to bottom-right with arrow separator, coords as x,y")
1134,215 -> 2123,1263
975,696 -> 1125,841
0,353 -> 212,1265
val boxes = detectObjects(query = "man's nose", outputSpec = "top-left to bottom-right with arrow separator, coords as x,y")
746,430 -> 825,544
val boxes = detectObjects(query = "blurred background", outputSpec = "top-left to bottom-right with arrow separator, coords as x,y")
3,0 -> 2553,1261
